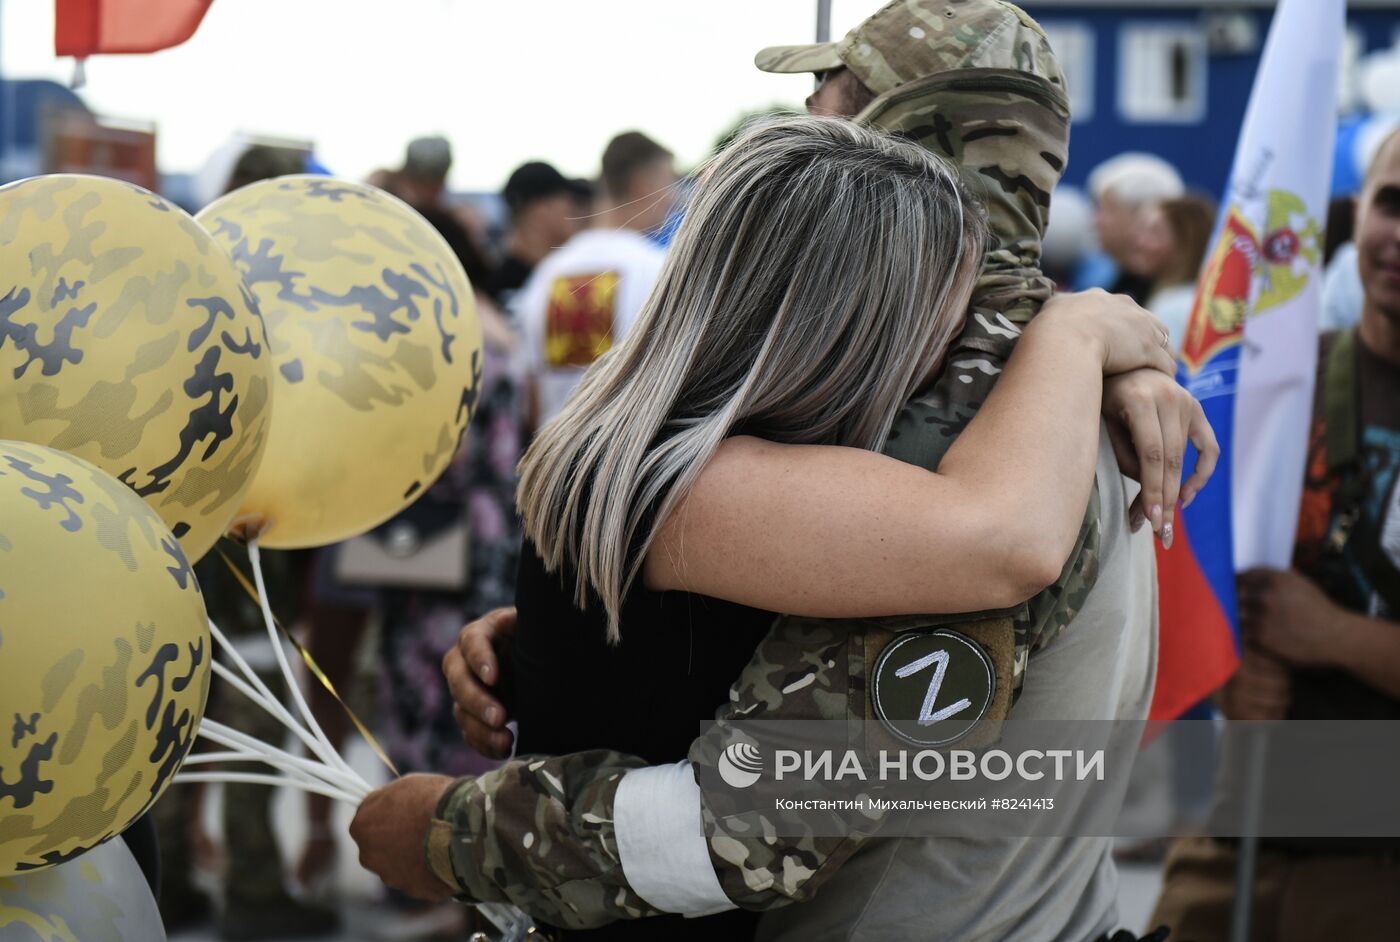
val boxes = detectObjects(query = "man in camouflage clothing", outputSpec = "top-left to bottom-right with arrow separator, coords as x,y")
353,2 -> 1172,938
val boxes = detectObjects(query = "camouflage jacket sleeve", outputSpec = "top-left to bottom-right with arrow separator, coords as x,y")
426,750 -> 662,930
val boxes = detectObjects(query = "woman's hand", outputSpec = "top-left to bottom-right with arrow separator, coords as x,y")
443,608 -> 517,758
1038,289 -> 1176,377
1103,369 -> 1218,547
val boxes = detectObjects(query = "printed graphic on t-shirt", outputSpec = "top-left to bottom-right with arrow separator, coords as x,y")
544,272 -> 619,368
1360,427 -> 1400,531
1370,430 -> 1400,572
1295,416 -> 1334,552
1296,420 -> 1400,609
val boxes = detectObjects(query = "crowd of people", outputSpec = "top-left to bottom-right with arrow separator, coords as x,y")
138,2 -> 1400,941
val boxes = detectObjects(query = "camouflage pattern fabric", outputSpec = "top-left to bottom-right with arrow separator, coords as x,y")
430,751 -> 658,930
195,177 -> 484,551
0,175 -> 271,566
754,0 -> 1065,99
435,0 -> 1100,924
0,441 -> 210,876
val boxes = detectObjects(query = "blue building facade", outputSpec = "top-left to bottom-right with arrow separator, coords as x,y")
1018,0 -> 1400,198
0,79 -> 91,180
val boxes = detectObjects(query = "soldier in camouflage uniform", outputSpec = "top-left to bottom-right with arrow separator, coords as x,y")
354,2 -> 1196,938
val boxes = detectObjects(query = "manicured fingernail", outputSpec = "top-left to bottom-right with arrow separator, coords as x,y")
1130,510 -> 1146,532
1162,522 -> 1174,550
1151,504 -> 1163,530
479,663 -> 493,681
1181,488 -> 1196,509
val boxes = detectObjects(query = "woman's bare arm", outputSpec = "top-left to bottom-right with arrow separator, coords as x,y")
643,291 -> 1214,616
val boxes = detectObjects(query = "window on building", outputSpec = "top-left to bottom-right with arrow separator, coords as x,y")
1118,23 -> 1207,123
1339,26 -> 1364,114
1039,22 -> 1095,123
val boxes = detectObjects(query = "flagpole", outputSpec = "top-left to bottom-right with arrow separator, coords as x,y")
1230,731 -> 1268,942
816,0 -> 832,42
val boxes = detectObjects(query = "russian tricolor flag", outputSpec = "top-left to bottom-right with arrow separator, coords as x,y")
1149,0 -> 1344,722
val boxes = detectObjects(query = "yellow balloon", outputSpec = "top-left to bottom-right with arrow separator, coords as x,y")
0,441 -> 210,877
0,174 -> 273,564
196,176 -> 484,548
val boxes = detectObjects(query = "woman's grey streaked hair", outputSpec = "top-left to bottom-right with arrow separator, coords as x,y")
517,114 -> 987,639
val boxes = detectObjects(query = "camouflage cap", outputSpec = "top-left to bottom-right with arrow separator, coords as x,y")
755,0 -> 1064,98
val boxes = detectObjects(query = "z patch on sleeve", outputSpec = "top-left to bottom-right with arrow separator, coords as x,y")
864,620 -> 1013,751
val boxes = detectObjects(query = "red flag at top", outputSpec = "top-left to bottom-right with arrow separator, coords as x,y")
55,0 -> 213,57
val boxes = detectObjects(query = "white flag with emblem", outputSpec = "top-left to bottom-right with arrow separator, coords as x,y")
1226,0 -> 1342,568
1154,0 -> 1343,722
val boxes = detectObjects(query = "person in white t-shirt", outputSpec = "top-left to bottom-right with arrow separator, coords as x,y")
514,131 -> 678,430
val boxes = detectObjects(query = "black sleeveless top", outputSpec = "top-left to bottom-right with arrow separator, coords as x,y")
510,540 -> 773,938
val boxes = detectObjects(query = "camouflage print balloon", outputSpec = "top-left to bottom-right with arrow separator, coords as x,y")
0,837 -> 165,941
196,176 -> 484,548
0,174 -> 272,565
0,441 -> 209,877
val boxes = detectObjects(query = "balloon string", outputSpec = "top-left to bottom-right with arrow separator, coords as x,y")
181,750 -> 363,801
218,547 -> 400,778
183,751 -> 335,773
206,628 -> 346,774
196,718 -> 368,799
174,772 -> 360,806
244,538 -> 360,784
